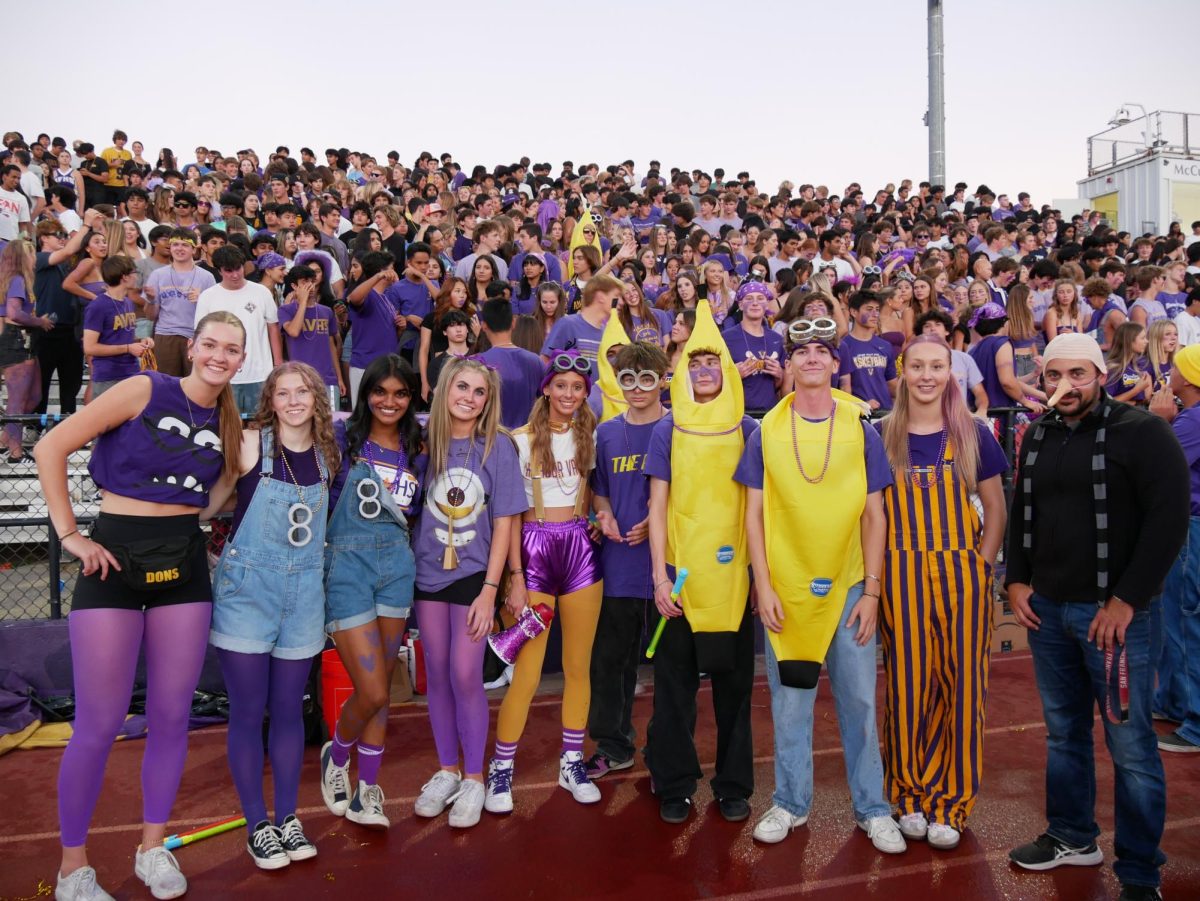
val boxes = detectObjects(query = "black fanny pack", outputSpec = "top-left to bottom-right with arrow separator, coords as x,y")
108,531 -> 205,592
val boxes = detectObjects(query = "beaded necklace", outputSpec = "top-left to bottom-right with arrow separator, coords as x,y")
788,400 -> 837,484
908,429 -> 949,489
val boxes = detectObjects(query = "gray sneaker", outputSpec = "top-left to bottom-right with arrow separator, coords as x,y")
414,770 -> 463,817
447,780 -> 486,828
134,846 -> 187,899
55,867 -> 114,901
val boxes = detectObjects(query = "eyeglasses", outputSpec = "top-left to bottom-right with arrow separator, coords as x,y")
550,352 -> 592,376
356,477 -> 382,519
862,265 -> 882,275
287,502 -> 314,547
788,317 -> 838,343
617,369 -> 662,392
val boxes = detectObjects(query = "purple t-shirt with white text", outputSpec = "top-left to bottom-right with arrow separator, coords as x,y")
837,333 -> 896,410
82,292 -> 139,382
278,301 -> 338,385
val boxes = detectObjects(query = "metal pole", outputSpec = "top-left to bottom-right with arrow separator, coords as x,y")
927,0 -> 946,187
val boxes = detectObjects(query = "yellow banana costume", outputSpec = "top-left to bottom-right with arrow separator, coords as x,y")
566,205 -> 604,280
596,312 -> 630,423
759,390 -> 869,688
665,301 -> 749,673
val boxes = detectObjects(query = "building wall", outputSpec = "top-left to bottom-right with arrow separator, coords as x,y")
1080,155 -> 1200,235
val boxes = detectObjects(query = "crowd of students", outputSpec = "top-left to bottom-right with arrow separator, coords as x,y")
1,130 -> 1196,901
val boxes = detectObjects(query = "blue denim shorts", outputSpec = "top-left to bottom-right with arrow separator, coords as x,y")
210,546 -> 326,660
324,532 -> 415,633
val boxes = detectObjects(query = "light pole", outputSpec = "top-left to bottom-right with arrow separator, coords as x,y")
927,0 -> 945,187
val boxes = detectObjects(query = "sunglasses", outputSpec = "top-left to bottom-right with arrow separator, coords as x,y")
174,202 -> 193,209
617,369 -> 662,392
788,317 -> 838,343
550,352 -> 592,376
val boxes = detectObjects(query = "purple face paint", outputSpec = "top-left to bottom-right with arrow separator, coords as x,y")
688,364 -> 721,385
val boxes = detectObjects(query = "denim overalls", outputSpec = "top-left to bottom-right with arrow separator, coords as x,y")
210,428 -> 329,660
323,451 -> 417,633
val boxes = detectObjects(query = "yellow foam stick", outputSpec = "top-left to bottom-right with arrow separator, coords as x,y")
596,312 -> 631,423
665,302 -> 749,659
760,392 -> 868,689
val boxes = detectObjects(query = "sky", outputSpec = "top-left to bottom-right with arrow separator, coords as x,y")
8,0 -> 1197,206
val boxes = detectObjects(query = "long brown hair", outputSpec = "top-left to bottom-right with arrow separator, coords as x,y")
523,378 -> 596,484
425,357 -> 505,487
192,311 -> 247,479
1005,284 -> 1038,342
432,276 -> 474,329
881,335 -> 982,493
250,362 -> 341,474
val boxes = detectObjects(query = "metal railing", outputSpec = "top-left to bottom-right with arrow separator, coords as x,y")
1087,110 -> 1200,175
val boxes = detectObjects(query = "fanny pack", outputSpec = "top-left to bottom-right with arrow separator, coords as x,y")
107,531 -> 205,592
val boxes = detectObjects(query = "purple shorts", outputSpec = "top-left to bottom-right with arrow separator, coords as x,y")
522,519 -> 600,596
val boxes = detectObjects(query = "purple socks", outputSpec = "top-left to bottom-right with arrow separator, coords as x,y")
329,731 -> 355,768
494,740 -> 518,762
357,743 -> 384,786
562,729 -> 585,755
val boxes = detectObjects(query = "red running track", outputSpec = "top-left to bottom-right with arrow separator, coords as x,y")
1,652 -> 1197,900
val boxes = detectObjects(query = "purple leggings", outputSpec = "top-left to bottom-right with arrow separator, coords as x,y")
522,519 -> 599,596
59,604 -> 211,848
415,600 -> 490,773
2,359 -> 40,453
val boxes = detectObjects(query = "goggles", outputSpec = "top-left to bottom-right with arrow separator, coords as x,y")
862,265 -> 882,275
787,317 -> 838,344
616,369 -> 662,392
287,502 -> 314,547
550,352 -> 592,376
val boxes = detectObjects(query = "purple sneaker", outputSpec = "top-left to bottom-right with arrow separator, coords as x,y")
584,752 -> 635,780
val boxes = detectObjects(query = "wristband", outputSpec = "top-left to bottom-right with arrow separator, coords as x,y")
483,580 -> 499,589
510,568 -> 525,575
862,592 -> 880,601
59,529 -> 79,542
656,579 -> 672,589
866,574 -> 880,583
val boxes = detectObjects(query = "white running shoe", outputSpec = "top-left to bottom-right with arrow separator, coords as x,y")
484,759 -> 515,814
55,867 -> 114,901
346,781 -> 390,829
558,750 -> 601,804
134,846 -> 187,899
898,811 -> 929,839
319,741 -> 352,816
752,805 -> 808,844
928,823 -> 961,849
414,770 -> 463,818
858,815 -> 908,854
447,780 -> 487,828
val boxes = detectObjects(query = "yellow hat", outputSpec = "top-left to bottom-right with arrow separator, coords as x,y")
1176,343 -> 1200,387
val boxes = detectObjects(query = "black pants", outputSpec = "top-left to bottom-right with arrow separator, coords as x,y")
587,595 -> 649,763
645,604 -> 754,802
36,327 -> 84,415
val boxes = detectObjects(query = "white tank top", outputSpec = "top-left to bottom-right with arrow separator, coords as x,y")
512,428 -> 586,508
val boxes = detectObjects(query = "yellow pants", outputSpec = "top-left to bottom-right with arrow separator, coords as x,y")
495,582 -> 604,743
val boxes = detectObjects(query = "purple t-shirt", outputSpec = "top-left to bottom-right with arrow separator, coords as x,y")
82,292 -> 139,382
328,421 -> 425,518
837,333 -> 897,411
1106,358 -> 1151,403
413,433 -> 528,593
644,413 -> 759,484
733,415 -> 893,493
1171,405 -> 1200,516
900,421 -> 1009,483
1158,290 -> 1188,320
384,279 -> 434,350
723,325 -> 785,412
509,251 -> 564,285
541,313 -> 606,379
145,265 -> 216,338
278,301 -> 338,385
628,308 -> 674,345
348,289 -> 398,369
478,344 -> 544,430
591,415 -> 659,597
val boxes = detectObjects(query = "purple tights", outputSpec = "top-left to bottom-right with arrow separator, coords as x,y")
218,650 -> 313,831
58,603 -> 211,848
2,360 -> 40,454
416,600 -> 490,774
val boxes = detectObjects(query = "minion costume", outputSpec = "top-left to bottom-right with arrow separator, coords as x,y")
644,301 -> 757,811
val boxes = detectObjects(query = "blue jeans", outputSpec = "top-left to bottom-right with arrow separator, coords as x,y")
764,581 -> 891,821
232,381 -> 264,418
1154,516 -> 1200,744
1028,594 -> 1165,888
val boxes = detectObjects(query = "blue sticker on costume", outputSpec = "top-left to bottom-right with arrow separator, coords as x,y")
716,545 -> 735,564
810,578 -> 832,597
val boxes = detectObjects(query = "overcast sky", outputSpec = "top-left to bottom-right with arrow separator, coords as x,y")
8,0 -> 1196,205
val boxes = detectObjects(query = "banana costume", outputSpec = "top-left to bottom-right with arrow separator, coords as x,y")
759,389 -> 870,688
566,205 -> 604,280
665,301 -> 749,673
596,312 -> 631,423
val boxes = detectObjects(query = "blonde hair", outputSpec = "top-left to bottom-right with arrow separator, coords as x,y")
881,336 -> 982,493
250,362 -> 341,475
425,357 -> 505,487
191,311 -> 248,479
1147,319 -> 1177,385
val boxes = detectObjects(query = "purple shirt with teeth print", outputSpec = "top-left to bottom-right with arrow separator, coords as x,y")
88,371 -> 227,506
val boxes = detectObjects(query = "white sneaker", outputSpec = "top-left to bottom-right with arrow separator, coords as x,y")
752,805 -> 808,844
928,823 -> 961,849
134,846 -> 187,899
558,750 -> 601,804
858,815 -> 908,854
319,741 -> 352,816
485,759 -> 515,814
447,779 -> 486,828
55,867 -> 114,901
414,770 -> 463,817
346,781 -> 390,829
483,665 -> 514,691
898,811 -> 929,839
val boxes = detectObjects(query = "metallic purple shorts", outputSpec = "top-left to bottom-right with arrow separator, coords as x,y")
522,519 -> 600,596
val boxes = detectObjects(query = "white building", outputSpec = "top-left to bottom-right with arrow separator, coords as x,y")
1077,109 -> 1200,236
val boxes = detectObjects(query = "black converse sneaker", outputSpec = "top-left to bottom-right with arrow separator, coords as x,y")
1009,832 -> 1103,871
277,815 -> 317,861
246,820 -> 289,870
